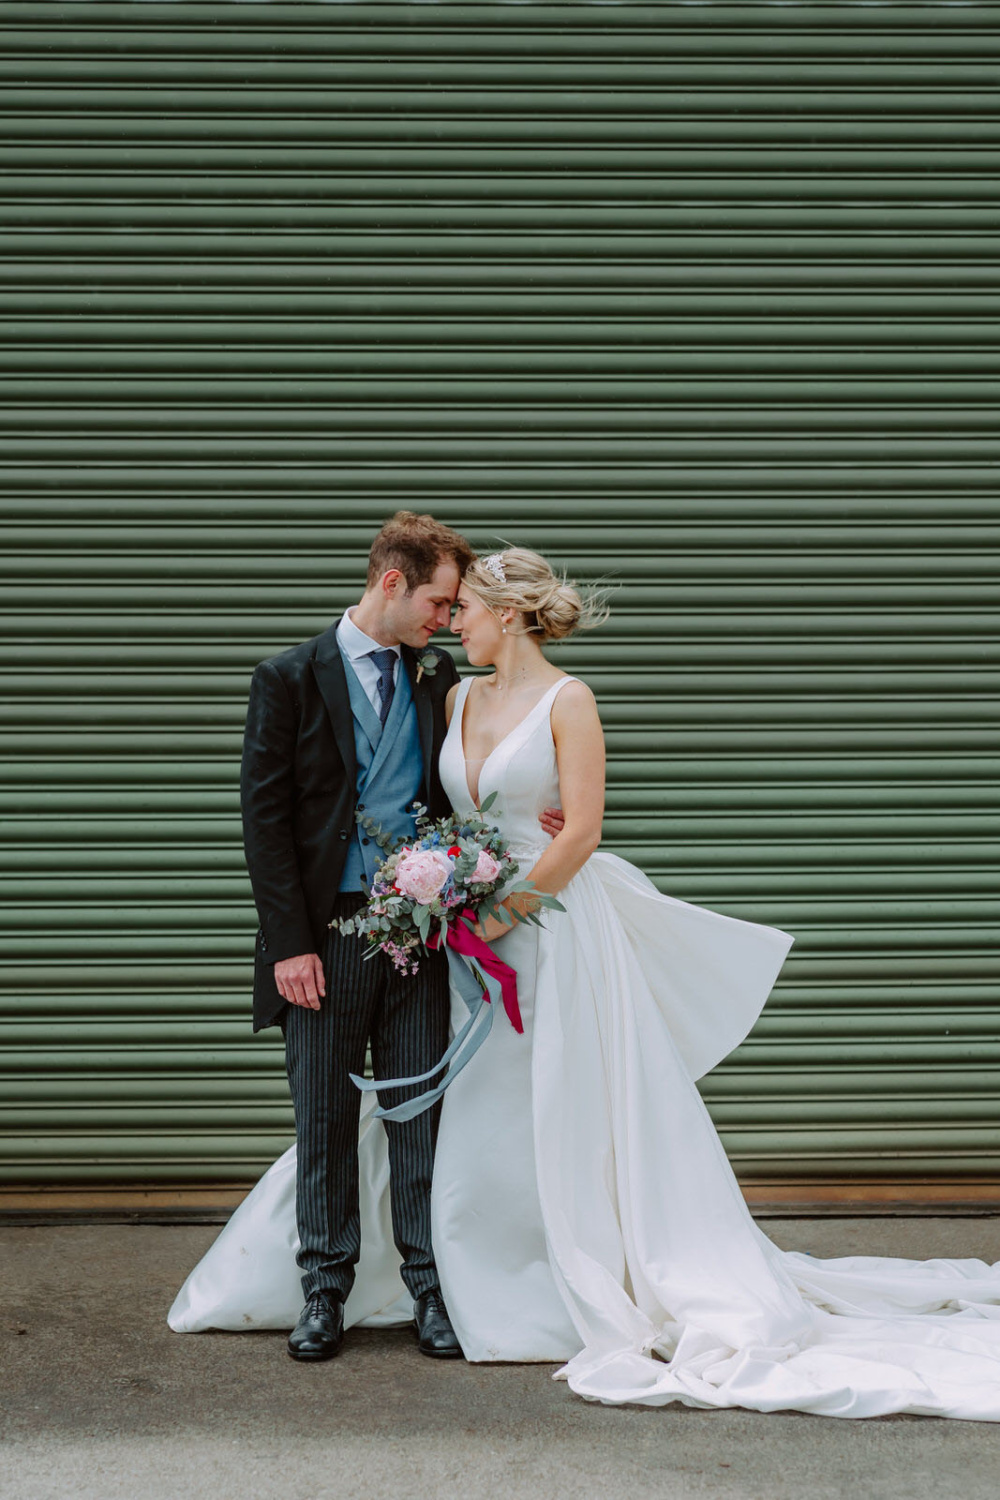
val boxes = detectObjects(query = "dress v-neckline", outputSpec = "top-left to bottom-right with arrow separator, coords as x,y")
458,675 -> 570,811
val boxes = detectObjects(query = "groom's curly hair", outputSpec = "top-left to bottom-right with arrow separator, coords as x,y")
367,510 -> 475,591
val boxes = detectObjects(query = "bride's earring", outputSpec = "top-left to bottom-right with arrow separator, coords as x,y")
502,626 -> 507,634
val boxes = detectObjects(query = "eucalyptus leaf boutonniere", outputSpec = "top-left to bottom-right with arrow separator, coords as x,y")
415,650 -> 438,685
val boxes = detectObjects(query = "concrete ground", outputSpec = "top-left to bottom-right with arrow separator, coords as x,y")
2,1218 -> 1000,1500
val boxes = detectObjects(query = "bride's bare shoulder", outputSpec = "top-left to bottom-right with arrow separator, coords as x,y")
551,676 -> 601,728
555,674 -> 595,701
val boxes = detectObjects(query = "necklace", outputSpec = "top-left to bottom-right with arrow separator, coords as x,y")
491,664 -> 547,694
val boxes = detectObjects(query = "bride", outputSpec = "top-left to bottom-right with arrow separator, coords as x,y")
171,547 -> 1000,1421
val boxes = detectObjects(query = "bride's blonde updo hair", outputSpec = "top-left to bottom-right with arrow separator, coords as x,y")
463,546 -> 610,642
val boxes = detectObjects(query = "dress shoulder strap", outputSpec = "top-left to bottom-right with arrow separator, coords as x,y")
450,673 -> 475,728
545,675 -> 580,709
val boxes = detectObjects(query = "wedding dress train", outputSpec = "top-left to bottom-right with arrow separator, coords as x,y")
170,676 -> 1000,1421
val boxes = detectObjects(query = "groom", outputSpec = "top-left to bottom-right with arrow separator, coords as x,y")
241,511 -> 475,1361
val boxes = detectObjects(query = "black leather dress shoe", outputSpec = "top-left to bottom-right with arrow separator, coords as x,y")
287,1290 -> 345,1361
413,1288 -> 463,1358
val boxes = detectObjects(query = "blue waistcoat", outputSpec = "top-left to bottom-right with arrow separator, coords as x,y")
338,651 -> 424,894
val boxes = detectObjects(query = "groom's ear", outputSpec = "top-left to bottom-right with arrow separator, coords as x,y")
380,568 -> 406,598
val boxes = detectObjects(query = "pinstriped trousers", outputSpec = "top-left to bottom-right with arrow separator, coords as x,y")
282,894 -> 451,1302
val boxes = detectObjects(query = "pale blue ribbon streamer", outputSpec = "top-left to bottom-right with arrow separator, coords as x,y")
349,945 -> 501,1122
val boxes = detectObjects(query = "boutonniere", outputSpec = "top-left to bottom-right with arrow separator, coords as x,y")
416,650 -> 439,685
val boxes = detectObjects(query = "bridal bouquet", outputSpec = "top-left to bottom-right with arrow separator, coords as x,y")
333,795 -> 564,1123
332,792 -> 563,977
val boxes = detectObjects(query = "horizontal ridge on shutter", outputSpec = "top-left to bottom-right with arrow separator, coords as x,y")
0,0 -> 997,1207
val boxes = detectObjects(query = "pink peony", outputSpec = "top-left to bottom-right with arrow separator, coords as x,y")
471,850 -> 501,884
394,848 -> 454,905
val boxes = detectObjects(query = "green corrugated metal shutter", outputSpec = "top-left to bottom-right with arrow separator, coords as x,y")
1,0 -> 998,1208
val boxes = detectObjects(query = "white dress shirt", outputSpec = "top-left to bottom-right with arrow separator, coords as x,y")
335,607 -> 401,715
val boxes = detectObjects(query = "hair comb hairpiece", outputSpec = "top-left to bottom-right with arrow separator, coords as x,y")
482,552 -> 507,584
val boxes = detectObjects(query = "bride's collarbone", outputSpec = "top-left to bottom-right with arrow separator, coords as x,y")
462,673 -> 566,759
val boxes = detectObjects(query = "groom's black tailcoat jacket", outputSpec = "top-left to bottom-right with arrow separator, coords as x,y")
240,624 -> 460,1031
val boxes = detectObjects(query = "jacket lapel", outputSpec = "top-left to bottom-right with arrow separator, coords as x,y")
402,646 -> 433,800
310,625 -> 358,787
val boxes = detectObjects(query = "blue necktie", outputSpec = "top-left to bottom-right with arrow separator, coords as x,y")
369,648 -> 397,725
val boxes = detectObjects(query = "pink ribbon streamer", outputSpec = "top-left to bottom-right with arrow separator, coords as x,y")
430,914 -> 524,1034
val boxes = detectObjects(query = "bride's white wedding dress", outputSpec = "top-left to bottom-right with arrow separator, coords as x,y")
170,676 -> 1000,1421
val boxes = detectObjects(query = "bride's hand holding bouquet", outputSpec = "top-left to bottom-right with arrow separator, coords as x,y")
470,885 -> 550,944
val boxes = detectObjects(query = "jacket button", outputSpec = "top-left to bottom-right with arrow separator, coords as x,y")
339,829 -> 348,841
357,803 -> 365,812
362,837 -> 370,846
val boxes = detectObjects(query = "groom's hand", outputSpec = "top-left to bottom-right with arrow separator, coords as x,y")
275,952 -> 326,1010
539,806 -> 565,837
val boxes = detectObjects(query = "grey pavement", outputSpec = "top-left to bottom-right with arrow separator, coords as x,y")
3,1217 -> 1000,1500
